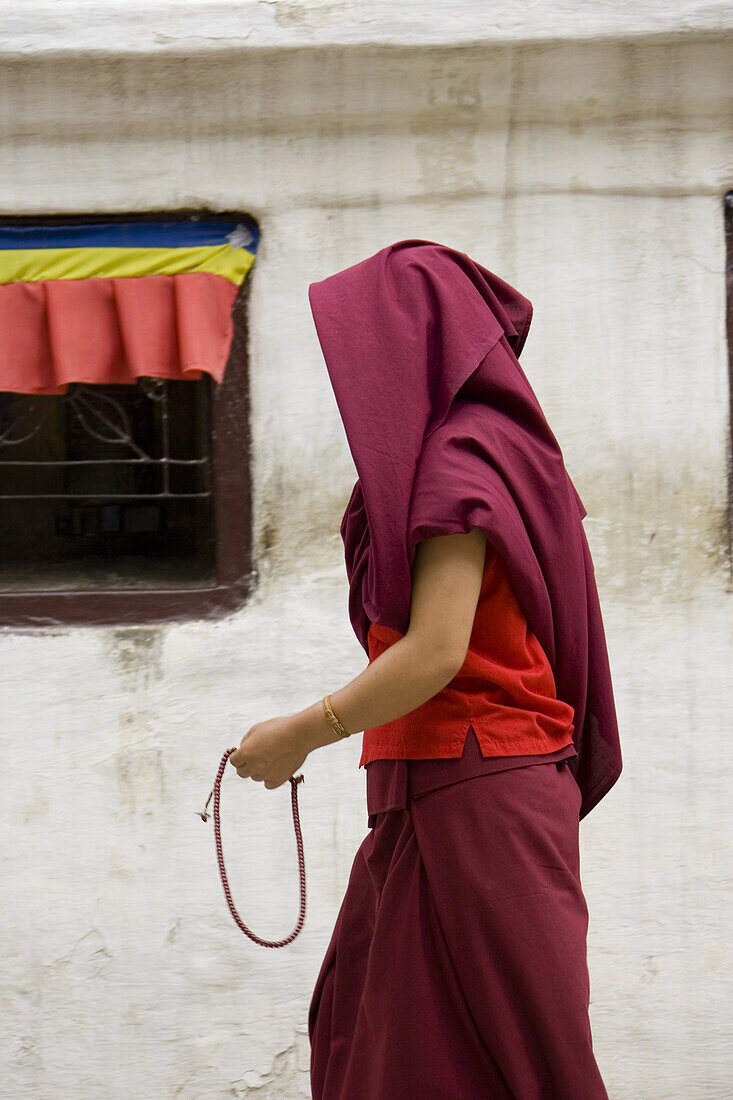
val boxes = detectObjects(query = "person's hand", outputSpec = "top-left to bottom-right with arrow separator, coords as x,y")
229,714 -> 311,790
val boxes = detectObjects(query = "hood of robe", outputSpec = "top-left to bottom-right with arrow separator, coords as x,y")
308,238 -> 622,819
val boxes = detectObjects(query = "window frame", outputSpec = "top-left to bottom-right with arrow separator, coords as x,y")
0,209 -> 255,629
726,189 -> 733,575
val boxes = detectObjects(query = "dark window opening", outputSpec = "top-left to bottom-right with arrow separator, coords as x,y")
0,377 -> 215,590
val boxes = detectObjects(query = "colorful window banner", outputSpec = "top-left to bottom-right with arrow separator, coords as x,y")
0,219 -> 259,394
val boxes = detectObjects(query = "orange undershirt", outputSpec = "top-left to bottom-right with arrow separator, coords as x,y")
358,542 -> 576,766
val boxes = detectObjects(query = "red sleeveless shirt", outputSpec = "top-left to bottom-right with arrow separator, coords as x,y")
359,543 -> 576,766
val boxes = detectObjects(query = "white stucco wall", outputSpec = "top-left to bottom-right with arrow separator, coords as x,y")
0,10 -> 731,1098
1,0 -> 732,56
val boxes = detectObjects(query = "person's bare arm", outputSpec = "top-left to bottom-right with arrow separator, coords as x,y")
294,526 -> 488,751
229,527 -> 487,786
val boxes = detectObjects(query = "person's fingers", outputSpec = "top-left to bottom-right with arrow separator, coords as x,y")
234,766 -> 270,782
231,754 -> 290,787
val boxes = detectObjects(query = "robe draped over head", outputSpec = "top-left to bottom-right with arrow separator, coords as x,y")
308,238 -> 622,819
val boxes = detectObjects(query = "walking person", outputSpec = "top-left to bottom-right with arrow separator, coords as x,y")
229,240 -> 622,1098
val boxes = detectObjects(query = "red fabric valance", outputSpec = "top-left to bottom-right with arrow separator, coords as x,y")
0,273 -> 239,395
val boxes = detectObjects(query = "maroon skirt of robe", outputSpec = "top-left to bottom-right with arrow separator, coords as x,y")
308,726 -> 609,1099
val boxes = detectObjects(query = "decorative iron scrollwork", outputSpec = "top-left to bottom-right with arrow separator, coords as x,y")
0,378 -> 211,500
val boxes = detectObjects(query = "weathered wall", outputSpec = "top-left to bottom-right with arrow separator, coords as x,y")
2,0 -> 731,56
0,22 -> 731,1099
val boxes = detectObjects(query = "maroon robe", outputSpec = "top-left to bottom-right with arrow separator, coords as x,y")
308,239 -> 622,819
309,728 -> 610,1099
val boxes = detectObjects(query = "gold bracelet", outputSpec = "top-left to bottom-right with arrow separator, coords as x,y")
321,694 -> 352,739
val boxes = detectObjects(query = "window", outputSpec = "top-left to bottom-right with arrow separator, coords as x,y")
0,210 -> 257,627
726,189 -> 733,571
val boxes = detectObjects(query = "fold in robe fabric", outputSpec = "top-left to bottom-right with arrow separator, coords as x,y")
308,239 -> 622,819
308,728 -> 609,1100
